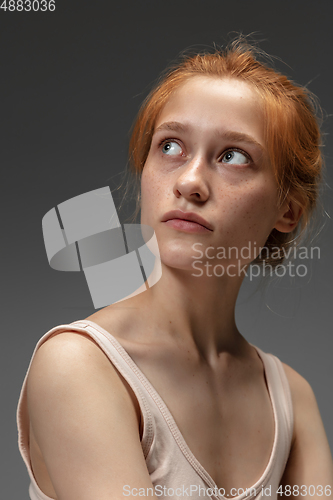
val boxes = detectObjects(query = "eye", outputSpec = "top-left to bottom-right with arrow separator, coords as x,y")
221,150 -> 249,165
161,141 -> 183,156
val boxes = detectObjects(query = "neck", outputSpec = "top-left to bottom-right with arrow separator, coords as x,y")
124,262 -> 249,365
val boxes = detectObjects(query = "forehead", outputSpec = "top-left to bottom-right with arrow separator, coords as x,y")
155,76 -> 264,142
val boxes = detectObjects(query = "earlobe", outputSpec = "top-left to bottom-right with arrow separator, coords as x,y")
274,199 -> 303,233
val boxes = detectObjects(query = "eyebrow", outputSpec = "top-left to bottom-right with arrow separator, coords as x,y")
154,121 -> 188,134
154,121 -> 265,152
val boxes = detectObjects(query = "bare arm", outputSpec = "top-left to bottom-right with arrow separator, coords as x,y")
27,332 -> 157,500
280,363 -> 333,499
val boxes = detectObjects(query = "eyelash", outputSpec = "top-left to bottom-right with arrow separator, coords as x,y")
158,138 -> 183,153
157,138 -> 253,164
220,148 -> 252,163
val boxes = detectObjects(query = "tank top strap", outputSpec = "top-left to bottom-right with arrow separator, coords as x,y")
251,345 -> 294,479
68,319 -> 155,457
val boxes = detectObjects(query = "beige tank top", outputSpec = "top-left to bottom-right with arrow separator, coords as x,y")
17,319 -> 294,500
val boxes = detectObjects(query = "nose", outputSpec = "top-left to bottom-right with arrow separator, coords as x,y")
173,155 -> 210,203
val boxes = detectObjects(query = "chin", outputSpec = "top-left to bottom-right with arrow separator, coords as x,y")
158,242 -> 197,272
163,259 -> 195,272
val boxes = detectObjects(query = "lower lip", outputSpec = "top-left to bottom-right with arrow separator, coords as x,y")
163,219 -> 212,233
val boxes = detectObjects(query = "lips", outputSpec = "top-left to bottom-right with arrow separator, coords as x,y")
161,210 -> 213,231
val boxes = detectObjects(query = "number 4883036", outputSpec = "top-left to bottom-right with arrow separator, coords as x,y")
0,0 -> 56,11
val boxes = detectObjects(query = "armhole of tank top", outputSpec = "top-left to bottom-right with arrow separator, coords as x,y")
270,354 -> 294,449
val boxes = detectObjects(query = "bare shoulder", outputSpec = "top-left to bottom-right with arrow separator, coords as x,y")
32,297 -> 140,376
26,329 -> 154,499
279,362 -> 333,494
27,328 -> 140,419
28,330 -> 120,390
281,361 -> 315,406
280,361 -> 322,438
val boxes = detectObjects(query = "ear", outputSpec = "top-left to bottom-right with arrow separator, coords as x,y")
274,198 -> 303,233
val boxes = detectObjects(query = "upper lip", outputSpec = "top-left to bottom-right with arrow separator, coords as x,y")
161,210 -> 213,231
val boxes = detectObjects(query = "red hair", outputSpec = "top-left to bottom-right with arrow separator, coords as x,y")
128,38 -> 323,267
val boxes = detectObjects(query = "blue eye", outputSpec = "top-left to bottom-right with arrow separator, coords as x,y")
222,150 -> 249,165
162,141 -> 183,156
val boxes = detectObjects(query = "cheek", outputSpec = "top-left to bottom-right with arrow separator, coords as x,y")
215,177 -> 279,238
140,166 -> 168,224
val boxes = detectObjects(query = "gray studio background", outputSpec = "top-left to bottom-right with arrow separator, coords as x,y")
1,0 -> 332,497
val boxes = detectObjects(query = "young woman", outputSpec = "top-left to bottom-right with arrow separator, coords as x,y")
17,39 -> 333,500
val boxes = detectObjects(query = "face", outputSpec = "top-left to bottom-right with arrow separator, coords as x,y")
140,76 -> 286,272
